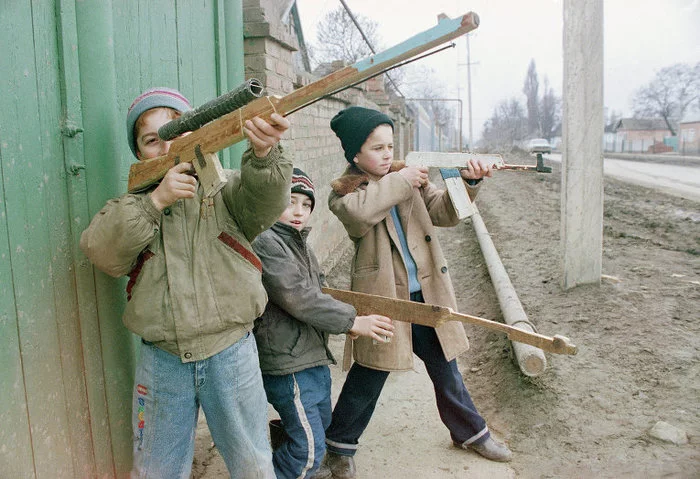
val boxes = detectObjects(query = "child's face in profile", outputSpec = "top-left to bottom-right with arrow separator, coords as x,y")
279,192 -> 313,231
135,107 -> 180,160
353,124 -> 394,179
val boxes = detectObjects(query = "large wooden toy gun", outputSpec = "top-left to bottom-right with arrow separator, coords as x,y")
323,288 -> 577,355
127,12 -> 481,196
404,151 -> 553,220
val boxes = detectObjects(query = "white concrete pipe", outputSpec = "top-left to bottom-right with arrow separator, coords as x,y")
469,205 -> 547,376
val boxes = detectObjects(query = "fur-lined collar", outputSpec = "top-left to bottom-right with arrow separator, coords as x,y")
331,160 -> 405,196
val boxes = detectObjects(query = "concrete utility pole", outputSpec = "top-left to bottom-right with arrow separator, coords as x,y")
561,0 -> 604,289
466,33 -> 474,152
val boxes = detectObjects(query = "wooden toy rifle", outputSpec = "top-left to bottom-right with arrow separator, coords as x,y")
323,288 -> 578,355
404,151 -> 554,220
127,12 -> 481,196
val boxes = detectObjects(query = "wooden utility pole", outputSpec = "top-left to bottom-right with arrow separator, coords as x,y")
561,0 -> 604,289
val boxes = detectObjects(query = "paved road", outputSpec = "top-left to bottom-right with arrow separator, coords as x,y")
546,153 -> 700,202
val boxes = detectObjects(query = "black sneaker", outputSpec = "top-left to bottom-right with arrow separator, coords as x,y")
269,419 -> 287,451
309,460 -> 332,479
323,451 -> 356,479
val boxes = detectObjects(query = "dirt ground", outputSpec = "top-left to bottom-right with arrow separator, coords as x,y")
192,154 -> 699,478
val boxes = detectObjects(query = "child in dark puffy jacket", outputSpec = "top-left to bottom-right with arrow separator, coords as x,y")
252,168 -> 394,479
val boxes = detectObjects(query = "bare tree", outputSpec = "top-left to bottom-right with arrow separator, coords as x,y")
482,62 -> 560,150
539,76 -> 560,141
632,62 -> 700,136
403,67 -> 451,123
523,59 -> 540,137
481,98 -> 527,152
312,7 -> 380,67
403,68 -> 460,149
605,108 -> 621,130
310,7 -> 408,95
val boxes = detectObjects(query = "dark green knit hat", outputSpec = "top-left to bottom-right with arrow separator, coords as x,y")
330,106 -> 394,163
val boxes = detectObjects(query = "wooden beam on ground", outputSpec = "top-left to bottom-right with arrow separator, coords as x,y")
470,204 -> 548,376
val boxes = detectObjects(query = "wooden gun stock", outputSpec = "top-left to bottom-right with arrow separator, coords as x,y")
127,12 -> 480,194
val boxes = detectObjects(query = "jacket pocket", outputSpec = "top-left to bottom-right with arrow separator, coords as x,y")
217,232 -> 262,272
123,247 -> 174,343
260,315 -> 304,357
126,250 -> 154,301
352,263 -> 379,277
205,229 -> 267,329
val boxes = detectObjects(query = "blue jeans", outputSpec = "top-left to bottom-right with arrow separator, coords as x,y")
131,333 -> 274,478
263,366 -> 332,478
325,292 -> 489,457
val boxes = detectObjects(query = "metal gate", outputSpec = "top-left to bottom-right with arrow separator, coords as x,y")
0,1 -> 243,476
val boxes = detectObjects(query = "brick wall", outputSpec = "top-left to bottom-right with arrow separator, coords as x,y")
242,0 -> 413,266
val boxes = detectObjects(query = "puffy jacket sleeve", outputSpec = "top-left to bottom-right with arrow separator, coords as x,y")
220,144 -> 293,242
80,193 -> 161,277
253,233 -> 356,334
328,171 -> 414,239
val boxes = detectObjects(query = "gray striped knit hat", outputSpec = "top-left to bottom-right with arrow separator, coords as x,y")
291,168 -> 315,211
126,87 -> 191,158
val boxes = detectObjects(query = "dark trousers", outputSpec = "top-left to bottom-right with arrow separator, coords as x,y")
325,291 -> 489,456
263,366 -> 331,478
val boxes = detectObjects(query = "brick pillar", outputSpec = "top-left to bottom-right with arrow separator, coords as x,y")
242,0 -> 299,96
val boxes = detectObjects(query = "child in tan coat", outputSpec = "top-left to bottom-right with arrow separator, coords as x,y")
321,106 -> 512,478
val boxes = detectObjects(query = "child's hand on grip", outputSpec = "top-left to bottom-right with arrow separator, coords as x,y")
399,166 -> 429,188
348,315 -> 394,342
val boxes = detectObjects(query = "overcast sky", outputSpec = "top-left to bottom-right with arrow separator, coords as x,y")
296,0 -> 700,141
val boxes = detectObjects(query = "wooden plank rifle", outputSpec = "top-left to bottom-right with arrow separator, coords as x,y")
405,151 -> 552,172
127,12 -> 481,196
322,287 -> 578,355
405,151 -> 553,219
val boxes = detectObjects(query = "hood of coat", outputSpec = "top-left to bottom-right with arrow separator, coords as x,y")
331,160 -> 406,197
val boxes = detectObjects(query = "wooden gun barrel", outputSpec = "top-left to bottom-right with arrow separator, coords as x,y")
127,12 -> 480,194
158,78 -> 264,141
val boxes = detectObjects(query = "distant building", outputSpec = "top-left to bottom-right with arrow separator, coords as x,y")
679,114 -> 700,156
613,118 -> 672,153
603,121 -> 616,152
